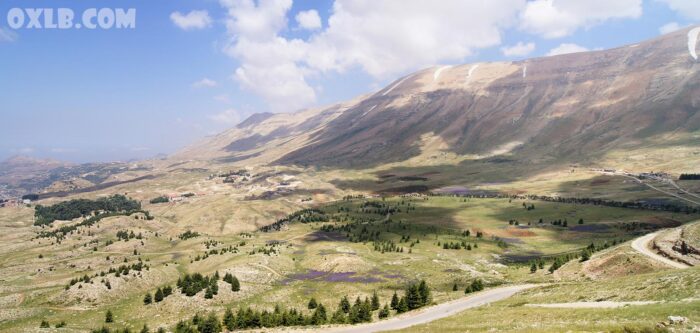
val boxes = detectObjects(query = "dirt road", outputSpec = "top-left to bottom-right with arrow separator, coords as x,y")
279,284 -> 537,333
631,232 -> 690,269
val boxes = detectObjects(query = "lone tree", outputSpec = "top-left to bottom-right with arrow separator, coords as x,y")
308,297 -> 318,309
105,310 -> 114,323
143,293 -> 152,305
530,262 -> 537,273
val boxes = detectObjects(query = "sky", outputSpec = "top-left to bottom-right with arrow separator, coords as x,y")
0,0 -> 698,163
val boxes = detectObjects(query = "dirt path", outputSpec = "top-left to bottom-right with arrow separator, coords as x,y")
631,232 -> 690,269
273,284 -> 537,333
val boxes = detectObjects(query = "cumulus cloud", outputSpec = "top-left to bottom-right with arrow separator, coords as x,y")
170,10 -> 212,30
0,27 -> 17,42
546,43 -> 589,56
657,0 -> 700,20
192,78 -> 218,88
296,10 -> 322,30
501,42 -> 536,57
208,109 -> 241,124
520,0 -> 642,38
659,22 -> 681,35
220,0 -> 526,112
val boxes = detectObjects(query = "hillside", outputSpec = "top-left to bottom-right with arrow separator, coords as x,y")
175,26 -> 700,172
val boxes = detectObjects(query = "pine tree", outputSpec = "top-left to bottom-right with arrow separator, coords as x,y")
140,324 -> 149,333
144,293 -> 152,304
331,307 -> 346,324
378,304 -> 390,319
223,308 -> 235,331
154,288 -> 164,302
105,310 -> 114,323
418,280 -> 430,306
396,297 -> 408,313
308,297 -> 318,309
230,276 -> 240,292
198,313 -> 221,333
453,283 -> 458,291
371,291 -> 380,310
390,292 -> 399,310
204,287 -> 214,299
340,296 -> 351,313
530,262 -> 537,273
406,284 -> 421,310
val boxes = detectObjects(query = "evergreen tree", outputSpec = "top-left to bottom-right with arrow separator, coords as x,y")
452,283 -> 458,291
40,320 -> 50,328
198,313 -> 221,333
223,308 -> 235,331
371,291 -> 380,310
340,296 -> 351,313
396,297 -> 408,313
204,287 -> 214,299
144,293 -> 152,305
390,292 -> 399,310
154,288 -> 164,302
530,262 -> 537,273
330,307 -> 346,324
378,304 -> 390,319
230,276 -> 240,292
406,284 -> 421,310
105,310 -> 114,323
308,297 -> 318,309
140,324 -> 149,333
418,280 -> 430,306
580,249 -> 591,262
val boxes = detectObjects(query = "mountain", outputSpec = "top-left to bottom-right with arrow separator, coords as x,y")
176,26 -> 700,170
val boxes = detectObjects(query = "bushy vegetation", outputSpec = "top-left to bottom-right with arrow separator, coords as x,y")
149,196 -> 169,204
178,230 -> 200,240
177,273 -> 219,297
679,173 -> 700,180
34,195 -> 141,226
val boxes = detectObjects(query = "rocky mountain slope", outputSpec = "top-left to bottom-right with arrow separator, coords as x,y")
175,26 -> 700,171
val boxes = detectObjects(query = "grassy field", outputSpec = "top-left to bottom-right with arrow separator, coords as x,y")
0,191 -> 697,332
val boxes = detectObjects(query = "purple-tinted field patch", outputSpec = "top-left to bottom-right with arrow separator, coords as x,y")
281,269 -> 387,284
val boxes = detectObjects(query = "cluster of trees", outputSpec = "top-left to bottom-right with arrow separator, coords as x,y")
39,320 -> 66,328
463,279 -> 484,294
177,273 -> 218,297
37,209 -> 152,241
537,240 -> 623,273
222,273 -> 240,291
390,280 -> 431,313
260,208 -> 329,232
34,195 -> 141,226
440,241 -> 477,250
66,261 -> 149,290
144,286 -> 173,304
679,174 -> 700,180
149,196 -> 169,204
178,230 -> 200,240
116,230 -> 142,241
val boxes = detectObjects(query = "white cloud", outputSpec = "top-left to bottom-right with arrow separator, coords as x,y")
220,0 -> 526,112
657,0 -> 700,20
208,109 -> 241,124
520,0 -> 642,38
0,27 -> 17,42
192,78 -> 218,88
659,22 -> 681,35
296,10 -> 322,30
546,43 -> 589,56
170,10 -> 212,30
501,42 -> 536,57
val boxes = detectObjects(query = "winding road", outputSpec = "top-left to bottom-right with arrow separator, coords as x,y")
281,284 -> 537,333
631,231 -> 690,269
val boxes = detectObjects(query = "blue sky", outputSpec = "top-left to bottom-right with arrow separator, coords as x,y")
0,0 -> 698,163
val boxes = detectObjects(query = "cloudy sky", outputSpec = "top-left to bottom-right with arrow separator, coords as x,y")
0,0 -> 698,162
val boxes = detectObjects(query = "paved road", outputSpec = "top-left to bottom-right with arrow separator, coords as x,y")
312,284 -> 537,333
631,232 -> 690,269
